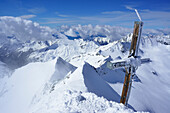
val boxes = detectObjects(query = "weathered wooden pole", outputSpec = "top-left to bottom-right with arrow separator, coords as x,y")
120,21 -> 143,105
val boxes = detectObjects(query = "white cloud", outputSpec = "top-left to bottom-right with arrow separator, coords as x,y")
102,11 -> 125,15
28,8 -> 46,14
40,18 -> 77,24
141,10 -> 170,20
41,9 -> 170,28
58,14 -> 69,17
79,12 -> 136,23
20,15 -> 36,19
55,12 -> 70,17
42,20 -> 75,24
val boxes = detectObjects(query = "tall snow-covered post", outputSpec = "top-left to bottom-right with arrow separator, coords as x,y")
120,21 -> 143,105
107,9 -> 150,106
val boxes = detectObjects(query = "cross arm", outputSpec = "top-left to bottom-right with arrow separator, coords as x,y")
107,58 -> 151,70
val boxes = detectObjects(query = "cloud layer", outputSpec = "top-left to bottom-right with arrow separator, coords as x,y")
41,8 -> 170,28
20,15 -> 36,19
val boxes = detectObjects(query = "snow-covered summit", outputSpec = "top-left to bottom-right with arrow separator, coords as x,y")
0,16 -> 170,113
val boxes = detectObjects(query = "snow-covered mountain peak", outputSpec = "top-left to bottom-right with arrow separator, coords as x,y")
0,16 -> 170,113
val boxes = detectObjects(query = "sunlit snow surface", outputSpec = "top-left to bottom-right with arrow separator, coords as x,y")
0,16 -> 170,113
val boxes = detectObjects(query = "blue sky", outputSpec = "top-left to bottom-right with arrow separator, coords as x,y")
0,0 -> 170,29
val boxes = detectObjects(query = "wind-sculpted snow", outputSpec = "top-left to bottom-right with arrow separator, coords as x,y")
50,57 -> 77,83
0,57 -> 140,113
31,90 -> 137,113
82,62 -> 120,102
30,61 -> 139,113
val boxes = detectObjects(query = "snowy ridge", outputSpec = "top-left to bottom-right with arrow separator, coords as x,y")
0,57 -> 139,113
30,60 -> 138,113
49,57 -> 77,84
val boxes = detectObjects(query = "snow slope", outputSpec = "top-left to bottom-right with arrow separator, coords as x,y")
129,42 -> 170,113
0,57 -> 138,113
0,60 -> 56,113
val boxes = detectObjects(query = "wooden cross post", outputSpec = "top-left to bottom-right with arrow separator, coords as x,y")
107,21 -> 150,106
120,21 -> 143,105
